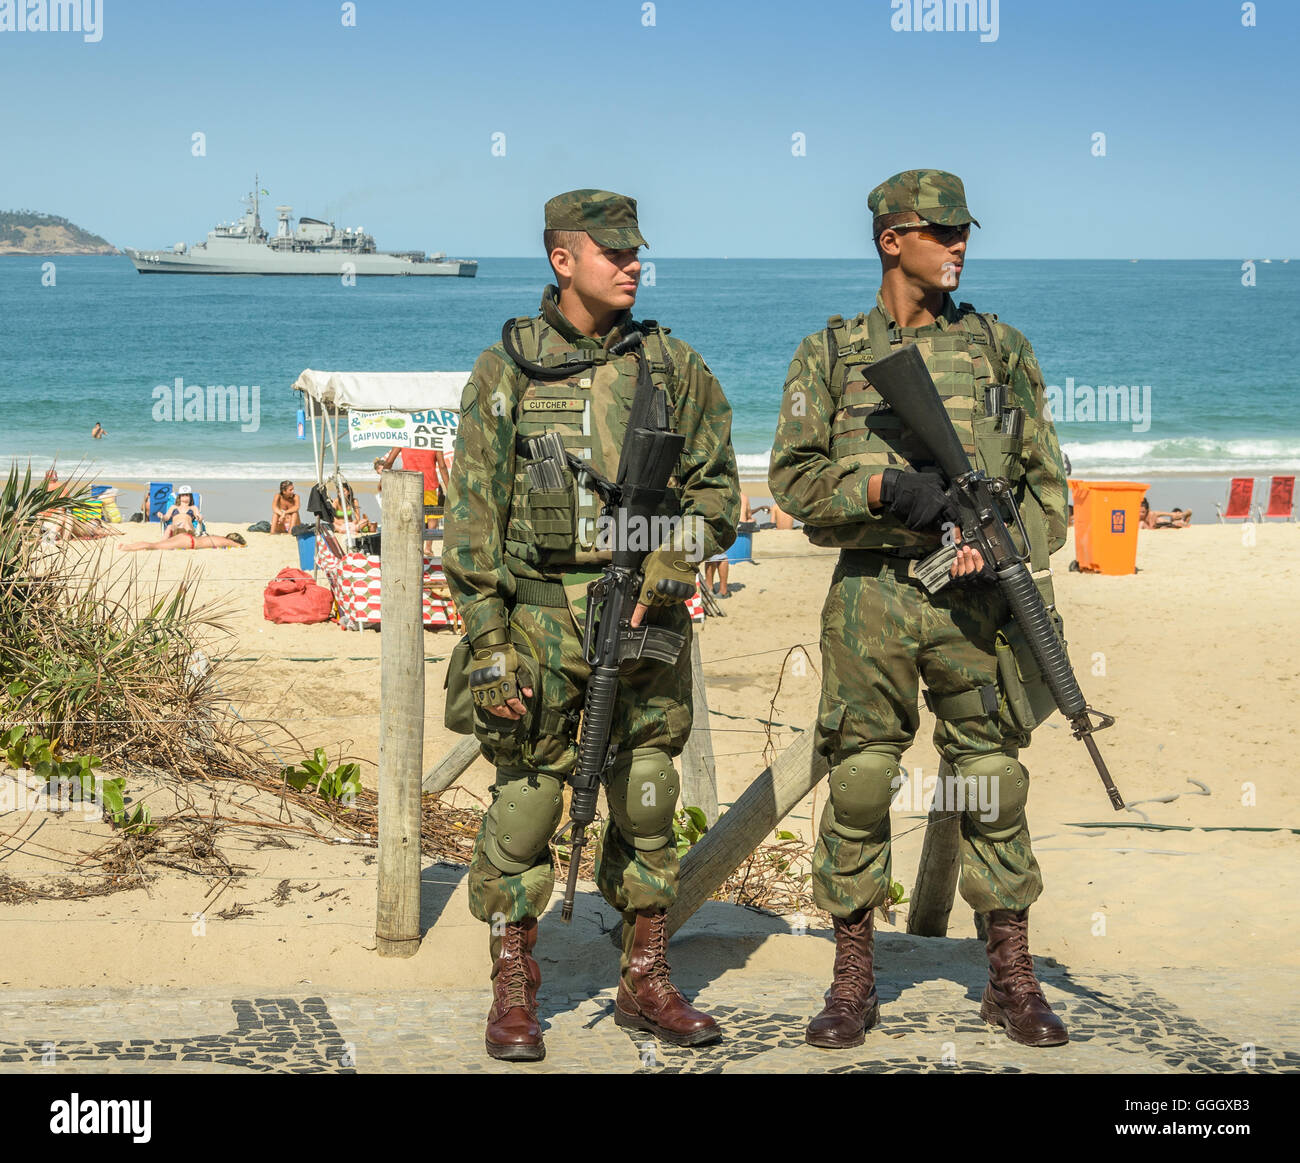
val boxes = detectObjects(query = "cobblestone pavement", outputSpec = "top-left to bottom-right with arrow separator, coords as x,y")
0,965 -> 1295,1074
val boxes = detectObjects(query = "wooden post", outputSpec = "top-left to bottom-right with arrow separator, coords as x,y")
665,729 -> 827,939
905,760 -> 962,937
422,735 -> 480,795
680,631 -> 719,825
376,469 -> 424,957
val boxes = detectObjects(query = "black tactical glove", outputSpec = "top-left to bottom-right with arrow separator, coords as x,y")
469,640 -> 526,711
951,545 -> 999,585
638,545 -> 698,608
878,469 -> 957,531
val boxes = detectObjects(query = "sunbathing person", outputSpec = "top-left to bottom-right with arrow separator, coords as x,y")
333,484 -> 375,535
162,488 -> 203,536
39,469 -> 73,541
1140,498 -> 1192,529
119,531 -> 246,552
271,480 -> 299,534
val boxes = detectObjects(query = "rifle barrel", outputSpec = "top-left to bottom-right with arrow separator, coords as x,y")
1080,730 -> 1125,811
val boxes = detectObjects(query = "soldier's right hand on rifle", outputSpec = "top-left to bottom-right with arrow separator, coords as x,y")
629,545 -> 697,629
469,638 -> 533,720
876,468 -> 957,530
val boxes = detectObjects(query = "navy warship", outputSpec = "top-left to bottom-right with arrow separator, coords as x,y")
125,179 -> 476,276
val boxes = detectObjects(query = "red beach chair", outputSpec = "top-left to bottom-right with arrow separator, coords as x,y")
1215,478 -> 1254,523
1256,476 -> 1296,523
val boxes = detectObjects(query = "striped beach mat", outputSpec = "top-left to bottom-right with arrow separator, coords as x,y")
315,540 -> 458,631
315,539 -> 703,630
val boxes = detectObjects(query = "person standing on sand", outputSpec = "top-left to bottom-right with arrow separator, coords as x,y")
442,189 -> 739,1062
769,170 -> 1071,1050
374,447 -> 447,524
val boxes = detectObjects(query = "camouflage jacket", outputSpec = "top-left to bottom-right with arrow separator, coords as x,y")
444,286 -> 740,645
769,290 -> 1069,559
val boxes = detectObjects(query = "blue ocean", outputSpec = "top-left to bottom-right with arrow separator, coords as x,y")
1,257 -> 1296,482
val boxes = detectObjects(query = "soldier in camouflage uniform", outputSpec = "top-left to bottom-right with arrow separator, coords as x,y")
769,170 -> 1072,1049
443,190 -> 740,1062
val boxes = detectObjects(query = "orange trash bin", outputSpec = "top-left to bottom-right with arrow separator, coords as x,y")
1069,480 -> 1149,574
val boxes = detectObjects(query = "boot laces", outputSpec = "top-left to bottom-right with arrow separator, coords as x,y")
1000,927 -> 1044,999
829,917 -> 872,999
642,912 -> 679,993
499,928 -> 532,1008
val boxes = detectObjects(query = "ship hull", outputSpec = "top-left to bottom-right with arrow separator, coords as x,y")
125,248 -> 476,276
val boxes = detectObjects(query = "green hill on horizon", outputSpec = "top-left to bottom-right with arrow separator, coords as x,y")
0,210 -> 117,255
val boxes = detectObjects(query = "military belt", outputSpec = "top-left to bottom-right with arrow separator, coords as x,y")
840,546 -> 935,563
510,577 -> 570,608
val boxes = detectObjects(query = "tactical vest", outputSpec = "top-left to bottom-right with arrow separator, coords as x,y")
812,302 -> 1051,573
501,315 -> 683,574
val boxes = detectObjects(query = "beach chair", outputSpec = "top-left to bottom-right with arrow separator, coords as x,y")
156,487 -> 206,536
1256,475 -> 1296,523
1215,478 -> 1254,522
148,482 -> 173,522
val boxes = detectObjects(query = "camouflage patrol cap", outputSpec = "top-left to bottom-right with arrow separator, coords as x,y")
544,189 -> 648,249
868,170 -> 980,230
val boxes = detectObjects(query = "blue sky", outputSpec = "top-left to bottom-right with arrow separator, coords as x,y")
0,0 -> 1293,258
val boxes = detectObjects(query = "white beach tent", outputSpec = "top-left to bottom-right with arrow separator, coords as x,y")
292,369 -> 470,523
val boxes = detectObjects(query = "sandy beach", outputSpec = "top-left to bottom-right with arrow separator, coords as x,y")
2,511 -> 1296,1023
94,473 -> 1261,526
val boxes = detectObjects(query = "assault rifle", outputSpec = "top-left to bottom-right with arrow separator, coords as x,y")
533,332 -> 689,922
866,344 -> 1124,811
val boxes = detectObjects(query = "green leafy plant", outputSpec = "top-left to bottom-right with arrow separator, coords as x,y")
871,877 -> 910,925
4,724 -> 102,791
0,723 -> 152,830
119,803 -> 157,835
673,805 -> 709,857
281,747 -> 361,805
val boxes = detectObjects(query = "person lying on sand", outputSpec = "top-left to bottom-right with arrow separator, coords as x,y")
1140,498 -> 1191,529
118,531 -> 246,552
271,480 -> 299,534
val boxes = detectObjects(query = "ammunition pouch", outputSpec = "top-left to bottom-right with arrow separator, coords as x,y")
526,482 -> 576,551
443,635 -> 476,735
994,610 -> 1065,734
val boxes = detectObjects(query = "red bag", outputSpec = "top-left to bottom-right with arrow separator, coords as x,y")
263,568 -> 334,624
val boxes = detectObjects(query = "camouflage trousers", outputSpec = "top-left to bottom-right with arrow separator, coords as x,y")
812,550 -> 1042,917
466,599 -> 693,926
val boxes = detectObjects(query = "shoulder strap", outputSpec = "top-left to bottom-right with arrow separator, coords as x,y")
823,315 -> 853,403
956,303 -> 1008,384
637,320 -> 679,414
865,308 -> 893,365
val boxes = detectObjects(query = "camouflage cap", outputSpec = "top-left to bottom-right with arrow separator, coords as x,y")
868,170 -> 980,230
544,189 -> 648,249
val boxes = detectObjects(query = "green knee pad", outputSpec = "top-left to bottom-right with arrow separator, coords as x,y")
482,771 -> 565,875
956,752 -> 1028,842
824,751 -> 901,842
605,747 -> 679,852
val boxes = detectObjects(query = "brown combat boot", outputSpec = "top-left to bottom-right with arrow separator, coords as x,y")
614,909 -> 722,1046
980,908 -> 1068,1047
805,908 -> 879,1048
485,917 -> 545,1062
